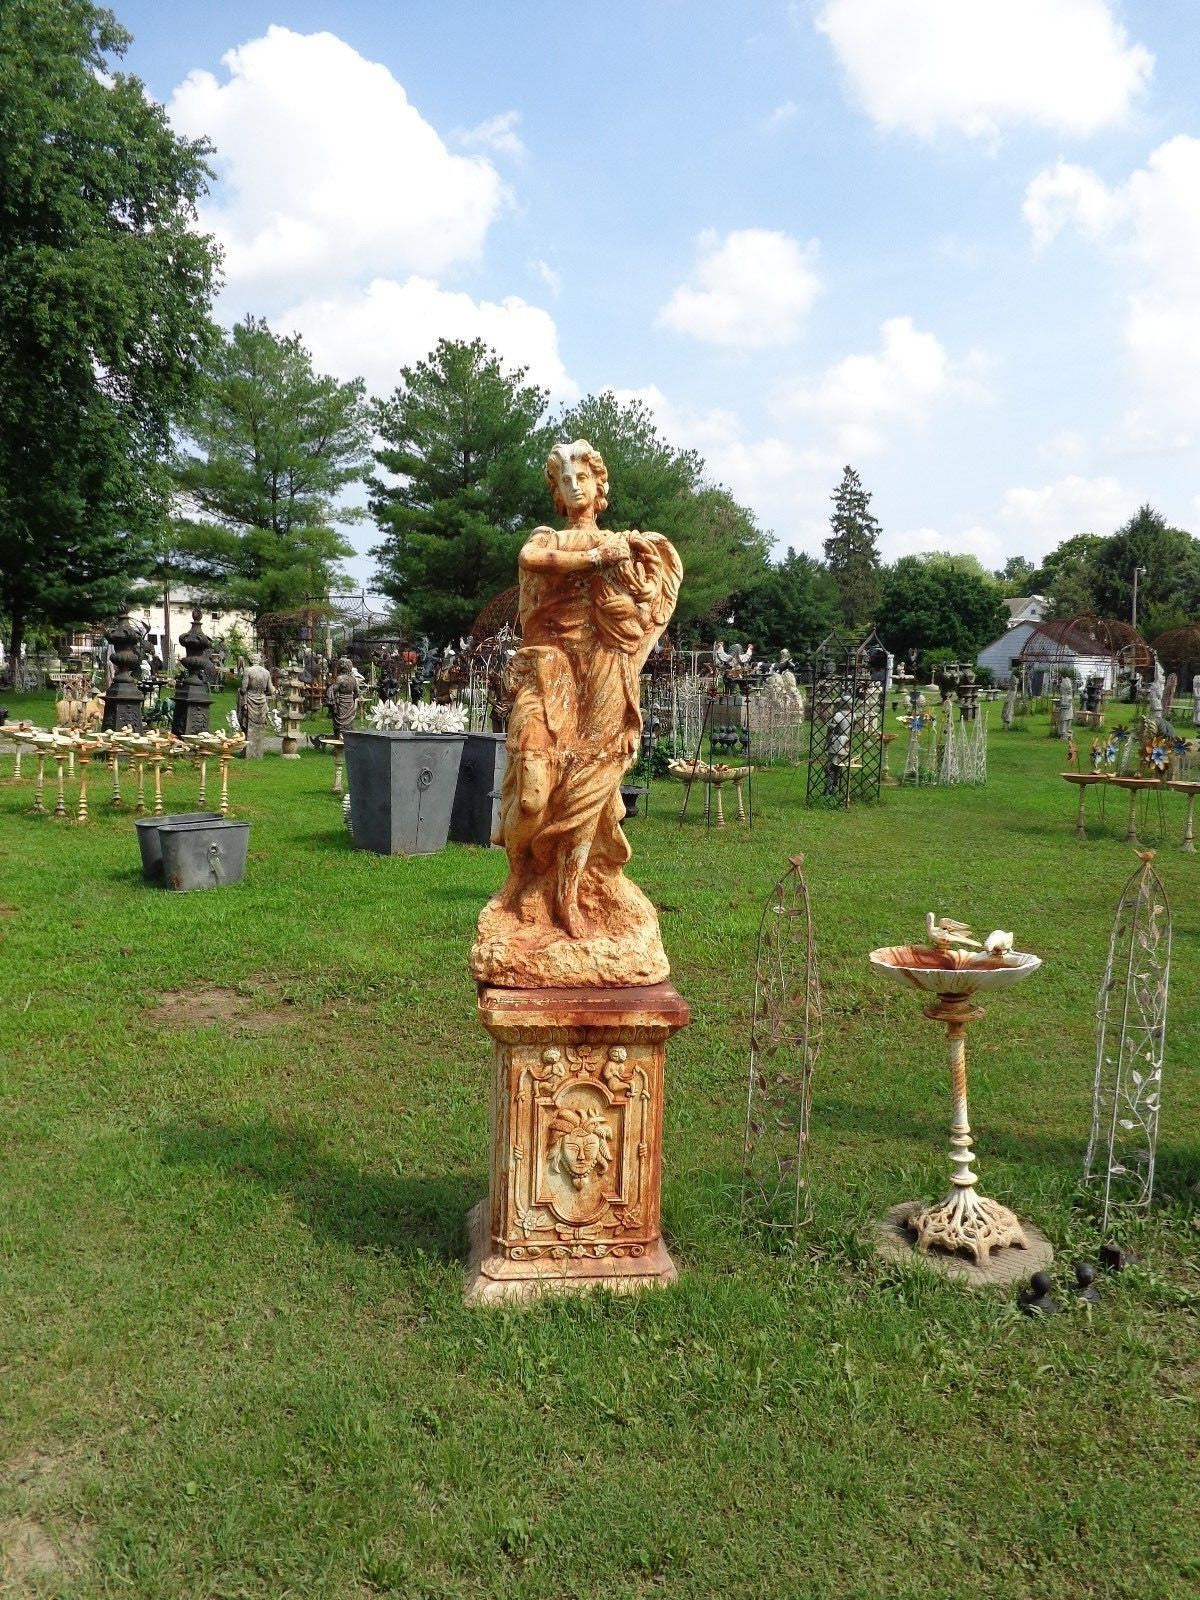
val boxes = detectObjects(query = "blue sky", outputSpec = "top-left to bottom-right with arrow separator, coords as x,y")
115,1 -> 1200,594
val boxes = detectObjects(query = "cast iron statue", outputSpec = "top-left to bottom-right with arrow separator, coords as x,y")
327,657 -> 360,739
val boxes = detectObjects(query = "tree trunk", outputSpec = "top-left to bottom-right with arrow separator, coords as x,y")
9,602 -> 25,673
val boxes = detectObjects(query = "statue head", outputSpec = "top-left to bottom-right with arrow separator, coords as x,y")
548,1105 -> 613,1190
546,439 -> 608,519
336,656 -> 354,678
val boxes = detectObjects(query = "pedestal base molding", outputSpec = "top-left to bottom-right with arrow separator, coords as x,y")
465,982 -> 688,1306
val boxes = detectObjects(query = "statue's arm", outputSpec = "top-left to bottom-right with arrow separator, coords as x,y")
519,527 -> 621,575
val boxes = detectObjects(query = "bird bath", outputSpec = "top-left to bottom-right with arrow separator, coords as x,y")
869,941 -> 1042,1265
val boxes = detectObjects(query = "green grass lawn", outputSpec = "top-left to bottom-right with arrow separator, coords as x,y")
1,709 -> 1197,1598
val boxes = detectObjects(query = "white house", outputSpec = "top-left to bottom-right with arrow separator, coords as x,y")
977,619 -> 1117,691
69,601 -> 257,668
1003,595 -> 1049,628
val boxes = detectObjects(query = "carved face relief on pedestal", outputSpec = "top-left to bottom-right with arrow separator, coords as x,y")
549,1106 -> 613,1188
543,1101 -> 616,1224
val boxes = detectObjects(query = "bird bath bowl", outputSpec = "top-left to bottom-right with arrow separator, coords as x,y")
869,943 -> 1042,1269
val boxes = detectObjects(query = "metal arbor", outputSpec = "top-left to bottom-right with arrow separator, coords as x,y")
742,855 -> 823,1241
1084,851 -> 1172,1233
804,630 -> 885,808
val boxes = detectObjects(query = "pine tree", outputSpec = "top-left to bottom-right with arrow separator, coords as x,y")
824,466 -> 881,633
369,339 -> 551,640
170,317 -> 369,624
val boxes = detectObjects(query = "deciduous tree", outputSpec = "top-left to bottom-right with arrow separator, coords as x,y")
554,392 -> 770,627
0,0 -> 220,659
728,550 -> 840,656
878,555 -> 1007,665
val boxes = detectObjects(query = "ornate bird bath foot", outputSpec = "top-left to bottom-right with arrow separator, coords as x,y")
870,934 -> 1043,1272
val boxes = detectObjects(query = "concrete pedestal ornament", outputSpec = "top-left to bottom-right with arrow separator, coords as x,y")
279,662 -> 304,758
171,609 -> 213,738
467,984 -> 688,1302
467,439 -> 686,1303
101,613 -> 146,734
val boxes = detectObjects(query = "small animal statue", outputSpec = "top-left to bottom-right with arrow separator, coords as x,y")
925,913 -> 980,951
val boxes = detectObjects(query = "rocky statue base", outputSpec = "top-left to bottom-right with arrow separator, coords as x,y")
470,874 -> 669,989
465,983 -> 689,1305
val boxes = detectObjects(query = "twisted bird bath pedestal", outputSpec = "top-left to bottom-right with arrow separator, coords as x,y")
869,944 -> 1043,1270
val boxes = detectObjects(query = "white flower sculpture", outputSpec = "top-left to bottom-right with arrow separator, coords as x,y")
368,698 -> 466,734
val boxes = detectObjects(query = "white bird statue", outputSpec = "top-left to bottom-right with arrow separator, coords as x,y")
983,930 -> 1013,957
925,913 -> 981,951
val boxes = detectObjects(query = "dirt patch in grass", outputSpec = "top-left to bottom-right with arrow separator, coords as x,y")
143,984 -> 292,1033
2,1513 -> 92,1591
1,1449 -> 91,1594
0,903 -> 16,918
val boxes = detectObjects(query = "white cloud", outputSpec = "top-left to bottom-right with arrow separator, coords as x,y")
815,0 -> 1152,141
882,524 -> 1004,567
1024,137 -> 1200,446
280,276 -> 577,403
168,27 -> 507,300
776,316 -> 988,455
658,228 -> 821,348
458,110 -> 526,161
1040,428 -> 1089,465
999,473 -> 1137,554
531,258 -> 561,298
608,384 -> 836,550
764,99 -> 800,131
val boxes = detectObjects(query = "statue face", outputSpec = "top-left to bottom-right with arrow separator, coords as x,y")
560,1129 -> 602,1178
557,455 -> 599,518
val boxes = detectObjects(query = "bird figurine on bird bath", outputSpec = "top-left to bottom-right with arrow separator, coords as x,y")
870,915 -> 1050,1283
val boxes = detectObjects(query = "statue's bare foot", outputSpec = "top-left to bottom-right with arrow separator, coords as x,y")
561,903 -> 588,940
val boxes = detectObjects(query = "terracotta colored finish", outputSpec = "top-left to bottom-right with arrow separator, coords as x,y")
470,441 -> 682,990
465,983 -> 689,1304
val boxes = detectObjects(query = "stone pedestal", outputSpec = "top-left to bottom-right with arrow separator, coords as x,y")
466,982 -> 689,1305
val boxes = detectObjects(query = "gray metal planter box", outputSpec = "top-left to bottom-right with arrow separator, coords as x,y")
134,812 -> 224,881
159,819 -> 250,891
449,732 -> 508,846
344,730 -> 466,856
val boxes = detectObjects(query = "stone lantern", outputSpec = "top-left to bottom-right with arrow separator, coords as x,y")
279,660 -> 304,759
171,607 -> 214,737
101,613 -> 145,733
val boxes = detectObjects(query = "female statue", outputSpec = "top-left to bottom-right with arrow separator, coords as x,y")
237,652 -> 273,759
470,440 -> 682,988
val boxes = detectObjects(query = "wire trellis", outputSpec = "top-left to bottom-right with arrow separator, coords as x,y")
742,855 -> 823,1242
1084,851 -> 1171,1233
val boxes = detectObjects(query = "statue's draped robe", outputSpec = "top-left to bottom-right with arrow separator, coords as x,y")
494,523 -> 683,945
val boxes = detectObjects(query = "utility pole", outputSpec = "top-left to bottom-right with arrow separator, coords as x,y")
1132,564 -> 1147,629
